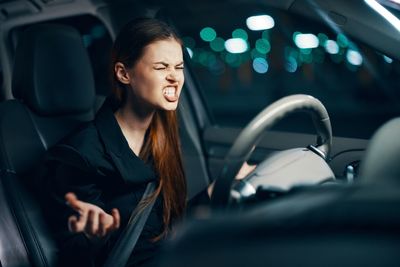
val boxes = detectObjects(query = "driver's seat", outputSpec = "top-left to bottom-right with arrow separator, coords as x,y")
0,24 -> 95,267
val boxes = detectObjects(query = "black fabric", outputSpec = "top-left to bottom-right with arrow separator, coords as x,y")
12,24 -> 95,116
104,182 -> 157,267
37,99 -> 164,267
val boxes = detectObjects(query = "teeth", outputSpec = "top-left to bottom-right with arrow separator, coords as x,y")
163,87 -> 176,97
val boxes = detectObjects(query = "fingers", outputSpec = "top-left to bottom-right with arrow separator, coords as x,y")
65,192 -> 83,213
68,215 -> 79,232
110,208 -> 121,231
235,162 -> 257,179
68,209 -> 120,238
65,193 -> 120,238
85,210 -> 99,236
68,214 -> 86,233
98,212 -> 107,237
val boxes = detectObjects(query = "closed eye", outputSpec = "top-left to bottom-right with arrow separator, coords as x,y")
176,62 -> 184,69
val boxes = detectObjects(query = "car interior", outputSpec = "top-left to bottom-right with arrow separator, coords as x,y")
0,0 -> 399,266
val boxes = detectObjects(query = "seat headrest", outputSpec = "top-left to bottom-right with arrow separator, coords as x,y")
12,24 -> 95,116
360,117 -> 400,185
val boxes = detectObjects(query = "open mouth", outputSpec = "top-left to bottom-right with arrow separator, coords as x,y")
162,86 -> 178,102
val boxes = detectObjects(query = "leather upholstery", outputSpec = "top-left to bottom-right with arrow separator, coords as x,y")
12,24 -> 95,116
360,117 -> 400,185
0,24 -> 96,267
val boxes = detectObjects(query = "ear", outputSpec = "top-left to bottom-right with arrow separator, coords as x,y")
115,62 -> 131,85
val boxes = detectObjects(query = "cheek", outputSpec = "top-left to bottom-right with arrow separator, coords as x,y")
134,74 -> 162,95
178,72 -> 185,85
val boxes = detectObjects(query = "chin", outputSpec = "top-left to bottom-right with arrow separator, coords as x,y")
160,102 -> 179,111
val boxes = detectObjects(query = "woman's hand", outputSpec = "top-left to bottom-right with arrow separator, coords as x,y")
235,162 -> 257,180
207,162 -> 257,197
65,193 -> 120,240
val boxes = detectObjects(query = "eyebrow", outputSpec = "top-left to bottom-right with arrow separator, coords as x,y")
153,61 -> 184,66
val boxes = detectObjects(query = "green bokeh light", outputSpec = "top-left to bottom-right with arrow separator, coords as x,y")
200,27 -> 217,42
262,30 -> 270,40
299,48 -> 312,55
255,39 -> 271,54
198,51 -> 209,66
232,28 -> 248,41
317,33 -> 328,47
251,48 -> 266,59
210,37 -> 225,52
284,47 -> 299,61
292,31 -> 301,42
337,33 -> 349,48
223,52 -> 241,67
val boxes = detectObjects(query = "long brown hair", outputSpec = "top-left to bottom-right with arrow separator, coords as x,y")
111,18 -> 187,240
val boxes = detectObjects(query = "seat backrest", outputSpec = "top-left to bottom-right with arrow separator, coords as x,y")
359,117 -> 400,185
0,24 -> 95,267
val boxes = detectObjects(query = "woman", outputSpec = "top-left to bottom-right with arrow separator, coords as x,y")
40,18 -> 255,267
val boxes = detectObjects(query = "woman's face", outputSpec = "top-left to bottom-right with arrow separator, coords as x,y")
122,39 -> 184,112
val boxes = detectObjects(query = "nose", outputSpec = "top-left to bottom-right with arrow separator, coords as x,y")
166,70 -> 179,82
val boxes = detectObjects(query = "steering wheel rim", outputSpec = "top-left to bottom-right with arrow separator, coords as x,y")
210,94 -> 332,209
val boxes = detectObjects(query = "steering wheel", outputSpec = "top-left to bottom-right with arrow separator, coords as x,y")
210,94 -> 334,209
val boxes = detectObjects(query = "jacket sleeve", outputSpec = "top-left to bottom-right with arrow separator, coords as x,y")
36,144 -> 108,267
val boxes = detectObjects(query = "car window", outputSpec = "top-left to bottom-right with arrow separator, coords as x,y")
171,3 -> 400,139
11,15 -> 113,97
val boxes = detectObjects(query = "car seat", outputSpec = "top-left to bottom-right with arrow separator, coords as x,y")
0,24 -> 95,267
359,117 -> 400,185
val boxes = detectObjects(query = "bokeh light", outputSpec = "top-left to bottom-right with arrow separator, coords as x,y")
255,39 -> 271,54
294,33 -> 319,49
225,38 -> 248,53
285,56 -> 298,72
325,40 -> 339,54
246,15 -> 275,31
200,27 -> 217,42
210,37 -> 225,52
346,50 -> 363,66
186,47 -> 193,58
252,57 -> 269,73
232,28 -> 248,40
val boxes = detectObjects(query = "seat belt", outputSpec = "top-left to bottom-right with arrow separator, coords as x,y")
103,182 -> 157,267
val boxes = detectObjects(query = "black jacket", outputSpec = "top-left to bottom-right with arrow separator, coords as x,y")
39,99 -> 167,267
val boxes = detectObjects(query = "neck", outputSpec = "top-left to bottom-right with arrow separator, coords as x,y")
115,101 -> 155,156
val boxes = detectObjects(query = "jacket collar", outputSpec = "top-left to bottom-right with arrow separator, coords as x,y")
94,97 -> 156,184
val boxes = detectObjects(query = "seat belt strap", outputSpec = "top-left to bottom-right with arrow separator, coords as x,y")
103,182 -> 157,267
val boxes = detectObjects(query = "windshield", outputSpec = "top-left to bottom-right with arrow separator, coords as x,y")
171,3 -> 400,139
